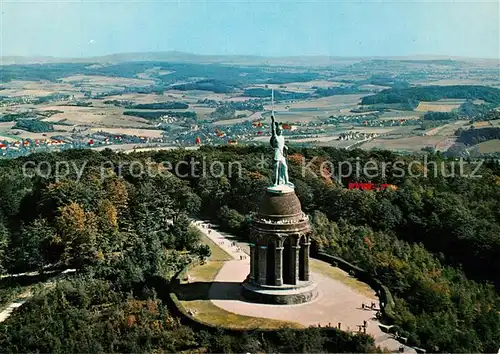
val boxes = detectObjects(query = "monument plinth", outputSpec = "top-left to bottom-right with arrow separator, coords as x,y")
242,95 -> 318,304
242,187 -> 318,304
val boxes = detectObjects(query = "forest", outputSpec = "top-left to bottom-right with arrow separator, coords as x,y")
423,112 -> 459,121
0,146 -> 499,352
456,127 -> 500,146
0,148 -> 376,353
125,102 -> 189,110
170,79 -> 236,94
123,110 -> 197,120
12,119 -> 55,133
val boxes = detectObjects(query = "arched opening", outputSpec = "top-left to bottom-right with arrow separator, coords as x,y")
299,236 -> 306,281
282,237 -> 292,284
266,240 -> 276,285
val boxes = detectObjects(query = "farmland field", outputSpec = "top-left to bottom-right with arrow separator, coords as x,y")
426,120 -> 470,136
469,139 -> 500,154
361,135 -> 447,152
262,94 -> 367,123
472,121 -> 492,128
252,80 -> 343,93
60,75 -> 154,87
415,99 -> 465,112
86,127 -> 164,138
266,94 -> 365,111
38,105 -> 153,128
378,110 -> 425,120
1,58 -> 499,158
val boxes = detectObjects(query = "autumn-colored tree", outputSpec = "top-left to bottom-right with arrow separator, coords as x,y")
55,202 -> 98,267
104,178 -> 130,213
97,199 -> 118,233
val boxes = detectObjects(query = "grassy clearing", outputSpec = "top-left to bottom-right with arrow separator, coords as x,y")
310,259 -> 378,300
415,100 -> 464,113
185,296 -> 303,330
199,233 -> 233,262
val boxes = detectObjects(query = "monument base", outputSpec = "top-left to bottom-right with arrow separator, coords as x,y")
242,280 -> 318,305
266,183 -> 295,194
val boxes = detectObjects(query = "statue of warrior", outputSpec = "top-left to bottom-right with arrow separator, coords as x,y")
270,114 -> 292,187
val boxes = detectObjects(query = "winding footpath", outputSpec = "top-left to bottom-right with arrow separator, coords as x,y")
0,269 -> 76,323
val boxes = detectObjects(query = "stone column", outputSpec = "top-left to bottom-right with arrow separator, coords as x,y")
258,245 -> 268,285
249,243 -> 256,282
302,242 -> 310,281
290,245 -> 300,285
274,245 -> 284,286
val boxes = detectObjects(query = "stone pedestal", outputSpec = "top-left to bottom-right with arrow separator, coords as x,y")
242,187 -> 317,305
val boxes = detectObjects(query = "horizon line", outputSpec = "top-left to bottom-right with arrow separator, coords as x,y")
1,50 -> 499,63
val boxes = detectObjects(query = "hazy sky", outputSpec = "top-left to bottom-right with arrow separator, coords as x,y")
1,0 -> 499,59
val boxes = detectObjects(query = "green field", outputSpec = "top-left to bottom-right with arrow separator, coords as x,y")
469,139 -> 500,154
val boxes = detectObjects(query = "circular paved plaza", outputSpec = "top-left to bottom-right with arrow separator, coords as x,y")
195,221 -> 416,353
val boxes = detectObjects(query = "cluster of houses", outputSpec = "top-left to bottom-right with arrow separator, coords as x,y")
0,131 -> 171,158
0,93 -> 73,107
0,138 -> 68,157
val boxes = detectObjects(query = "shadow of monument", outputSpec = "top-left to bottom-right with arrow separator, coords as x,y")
175,280 -> 256,303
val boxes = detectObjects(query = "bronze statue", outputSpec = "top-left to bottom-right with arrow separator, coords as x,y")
270,114 -> 293,188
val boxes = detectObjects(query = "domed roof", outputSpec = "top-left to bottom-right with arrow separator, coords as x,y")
258,189 -> 303,218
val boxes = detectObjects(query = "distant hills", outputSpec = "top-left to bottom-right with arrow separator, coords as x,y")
1,51 -> 498,66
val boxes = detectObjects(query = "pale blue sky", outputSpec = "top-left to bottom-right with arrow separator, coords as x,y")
1,0 -> 499,59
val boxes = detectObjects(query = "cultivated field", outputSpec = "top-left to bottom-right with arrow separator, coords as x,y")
267,94 -> 365,111
61,75 -> 154,87
39,105 -> 153,128
378,110 -> 425,120
469,139 -> 500,154
361,136 -> 447,152
87,127 -> 164,138
252,80 -> 343,93
415,99 -> 465,112
258,94 -> 367,123
426,120 -> 469,136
